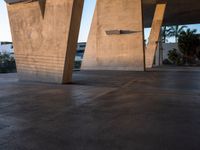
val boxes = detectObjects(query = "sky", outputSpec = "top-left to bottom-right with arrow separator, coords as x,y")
0,0 -> 200,42
0,1 -> 11,42
0,0 -> 97,42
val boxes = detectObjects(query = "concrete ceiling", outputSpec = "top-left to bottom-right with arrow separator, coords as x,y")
143,0 -> 200,27
4,0 -> 36,4
5,0 -> 200,27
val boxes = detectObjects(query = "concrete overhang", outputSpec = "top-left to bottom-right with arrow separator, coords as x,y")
4,0 -> 200,27
4,0 -> 37,4
143,0 -> 200,27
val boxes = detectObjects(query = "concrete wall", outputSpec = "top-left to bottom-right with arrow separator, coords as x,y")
7,0 -> 84,83
82,0 -> 145,71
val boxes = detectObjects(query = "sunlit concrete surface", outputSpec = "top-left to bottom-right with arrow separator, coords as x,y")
1,68 -> 200,150
6,0 -> 84,83
82,0 -> 145,71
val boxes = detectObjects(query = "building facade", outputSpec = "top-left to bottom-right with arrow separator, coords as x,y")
0,42 -> 14,55
75,42 -> 86,61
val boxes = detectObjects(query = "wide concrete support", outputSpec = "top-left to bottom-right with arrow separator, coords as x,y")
145,3 -> 166,68
81,0 -> 145,71
7,0 -> 84,83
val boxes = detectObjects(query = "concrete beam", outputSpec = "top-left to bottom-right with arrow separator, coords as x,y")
143,0 -> 200,27
81,0 -> 145,71
7,0 -> 84,83
4,0 -> 36,4
145,3 -> 167,68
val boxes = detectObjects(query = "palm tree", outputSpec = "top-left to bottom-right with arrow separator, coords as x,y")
168,25 -> 188,43
178,29 -> 200,64
161,26 -> 178,43
161,26 -> 169,43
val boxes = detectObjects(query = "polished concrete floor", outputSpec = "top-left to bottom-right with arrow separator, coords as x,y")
1,67 -> 200,150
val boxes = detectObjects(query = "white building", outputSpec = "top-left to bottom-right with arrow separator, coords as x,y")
75,42 -> 86,61
0,42 -> 86,61
0,42 -> 14,55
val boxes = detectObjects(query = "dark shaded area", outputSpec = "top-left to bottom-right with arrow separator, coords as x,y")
1,68 -> 200,150
0,64 -> 16,73
38,0 -> 46,18
106,30 -> 142,35
0,54 -> 16,73
143,0 -> 200,26
4,0 -> 37,4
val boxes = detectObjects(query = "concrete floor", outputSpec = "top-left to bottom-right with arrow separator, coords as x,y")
1,67 -> 200,150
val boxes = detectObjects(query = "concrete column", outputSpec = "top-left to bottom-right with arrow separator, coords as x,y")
7,0 -> 84,83
145,3 -> 166,68
81,0 -> 145,71
155,35 -> 164,66
155,42 -> 160,66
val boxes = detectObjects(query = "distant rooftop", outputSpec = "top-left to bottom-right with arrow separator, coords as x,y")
0,41 -> 12,45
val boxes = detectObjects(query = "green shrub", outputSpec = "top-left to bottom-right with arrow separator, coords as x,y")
168,49 -> 183,65
163,59 -> 172,65
74,61 -> 82,69
178,29 -> 200,64
196,46 -> 200,60
0,53 -> 16,73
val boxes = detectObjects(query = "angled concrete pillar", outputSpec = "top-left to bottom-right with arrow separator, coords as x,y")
145,3 -> 167,68
81,0 -> 145,71
6,0 -> 84,83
